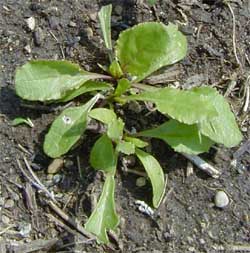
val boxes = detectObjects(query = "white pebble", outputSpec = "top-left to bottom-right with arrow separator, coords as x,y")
25,17 -> 36,31
214,191 -> 229,208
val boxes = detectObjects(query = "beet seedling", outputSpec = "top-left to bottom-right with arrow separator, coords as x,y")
15,4 -> 242,243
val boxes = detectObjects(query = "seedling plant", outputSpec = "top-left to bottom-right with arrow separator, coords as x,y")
15,5 -> 242,243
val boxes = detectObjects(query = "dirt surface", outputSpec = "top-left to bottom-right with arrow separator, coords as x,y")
0,0 -> 250,252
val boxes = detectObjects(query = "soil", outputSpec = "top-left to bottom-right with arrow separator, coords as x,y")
0,0 -> 250,252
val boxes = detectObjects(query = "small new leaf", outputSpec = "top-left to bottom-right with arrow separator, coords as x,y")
15,60 -> 104,101
60,81 -> 112,102
139,119 -> 214,155
12,117 -> 34,128
109,60 -> 123,79
90,134 -> 116,173
135,149 -> 165,208
116,140 -> 135,155
114,78 -> 131,96
43,95 -> 99,158
107,118 -> 124,141
98,4 -> 113,61
85,174 -> 119,243
192,86 -> 243,147
128,87 -> 218,125
116,22 -> 187,82
125,136 -> 148,148
89,108 -> 116,125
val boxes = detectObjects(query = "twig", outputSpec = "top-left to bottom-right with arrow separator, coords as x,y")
226,244 -> 250,251
47,201 -> 95,240
22,157 -> 56,202
224,1 -> 243,70
0,225 -> 15,235
182,153 -> 221,178
243,75 -> 250,112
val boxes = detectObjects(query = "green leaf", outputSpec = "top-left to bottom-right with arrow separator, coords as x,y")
192,86 -> 243,147
116,141 -> 135,155
89,108 -> 117,125
15,60 -> 104,101
116,22 -> 187,82
147,0 -> 157,5
124,136 -> 148,148
59,81 -> 112,102
90,134 -> 116,173
107,118 -> 124,141
12,117 -> 34,128
109,60 -> 123,79
85,174 -> 119,244
139,119 -> 214,155
98,4 -> 113,60
43,95 -> 99,158
128,87 -> 218,125
135,149 -> 165,208
114,78 -> 131,96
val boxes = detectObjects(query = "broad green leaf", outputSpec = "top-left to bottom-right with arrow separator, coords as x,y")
116,140 -> 135,155
89,108 -> 116,125
15,60 -> 104,101
60,81 -> 112,102
128,87 -> 218,125
90,134 -> 116,173
124,136 -> 148,148
114,78 -> 131,96
116,22 -> 187,82
107,118 -> 124,141
98,4 -> 113,60
148,0 -> 157,5
43,95 -> 99,158
12,117 -> 34,128
135,149 -> 165,208
192,86 -> 243,147
139,119 -> 214,155
85,174 -> 119,243
109,60 -> 123,79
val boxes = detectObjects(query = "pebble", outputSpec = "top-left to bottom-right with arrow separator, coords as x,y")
47,158 -> 64,174
53,174 -> 63,184
18,222 -> 32,237
114,5 -> 123,16
4,199 -> 14,209
136,177 -> 147,187
69,21 -> 77,27
25,17 -> 36,31
89,12 -> 97,22
48,16 -> 59,30
2,215 -> 10,224
33,27 -> 43,46
24,44 -> 31,54
214,190 -> 229,208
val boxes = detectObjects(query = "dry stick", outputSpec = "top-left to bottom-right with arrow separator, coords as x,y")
22,157 -> 57,202
17,157 -> 96,242
225,1 -> 243,70
243,75 -> 250,112
182,153 -> 221,178
48,201 -> 95,240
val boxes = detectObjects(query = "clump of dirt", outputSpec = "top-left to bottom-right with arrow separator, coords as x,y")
0,1 -> 249,252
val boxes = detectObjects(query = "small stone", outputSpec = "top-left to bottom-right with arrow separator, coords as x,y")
48,158 -> 64,174
24,44 -> 31,54
53,174 -> 63,184
136,177 -> 147,187
2,215 -> 10,224
89,12 -> 97,22
114,5 -> 123,16
48,16 -> 59,30
85,27 -> 93,39
69,21 -> 77,27
4,199 -> 14,209
18,222 -> 32,237
214,190 -> 229,208
33,27 -> 43,46
25,17 -> 36,31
